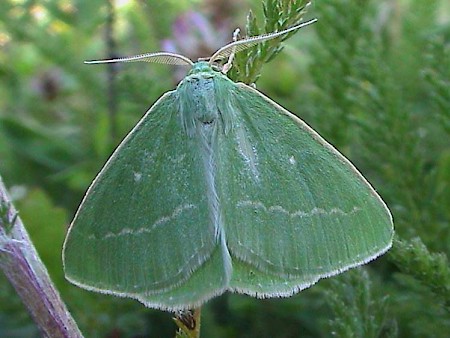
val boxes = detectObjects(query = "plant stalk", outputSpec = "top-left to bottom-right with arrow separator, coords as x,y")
174,307 -> 202,338
0,176 -> 83,338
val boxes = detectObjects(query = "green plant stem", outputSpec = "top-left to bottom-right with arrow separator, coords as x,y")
0,176 -> 83,338
105,0 -> 119,144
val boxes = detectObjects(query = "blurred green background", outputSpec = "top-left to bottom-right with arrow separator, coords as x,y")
0,0 -> 449,337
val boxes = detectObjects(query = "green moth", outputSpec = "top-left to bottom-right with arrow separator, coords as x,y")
63,19 -> 393,311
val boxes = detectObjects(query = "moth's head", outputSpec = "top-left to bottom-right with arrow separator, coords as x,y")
187,61 -> 218,76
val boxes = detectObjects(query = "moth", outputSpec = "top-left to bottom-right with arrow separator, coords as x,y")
63,19 -> 393,310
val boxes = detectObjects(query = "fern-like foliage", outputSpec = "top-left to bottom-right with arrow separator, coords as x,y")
321,268 -> 397,338
228,0 -> 313,84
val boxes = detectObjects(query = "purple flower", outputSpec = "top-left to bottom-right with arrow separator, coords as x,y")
161,11 -> 231,62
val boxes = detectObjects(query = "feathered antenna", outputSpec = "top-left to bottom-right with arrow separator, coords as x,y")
84,19 -> 317,69
84,52 -> 194,66
208,18 -> 317,65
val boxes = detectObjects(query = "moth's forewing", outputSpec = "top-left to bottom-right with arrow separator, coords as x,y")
63,91 -> 220,304
215,82 -> 393,296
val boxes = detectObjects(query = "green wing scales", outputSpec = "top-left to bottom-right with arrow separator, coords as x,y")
63,91 -> 228,309
215,82 -> 394,297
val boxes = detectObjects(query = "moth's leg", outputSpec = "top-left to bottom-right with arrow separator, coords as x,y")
222,28 -> 241,74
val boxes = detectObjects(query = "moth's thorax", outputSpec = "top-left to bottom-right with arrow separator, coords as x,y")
177,61 -> 235,137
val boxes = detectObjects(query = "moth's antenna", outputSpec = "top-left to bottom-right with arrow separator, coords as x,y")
85,52 -> 194,66
209,18 -> 317,65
